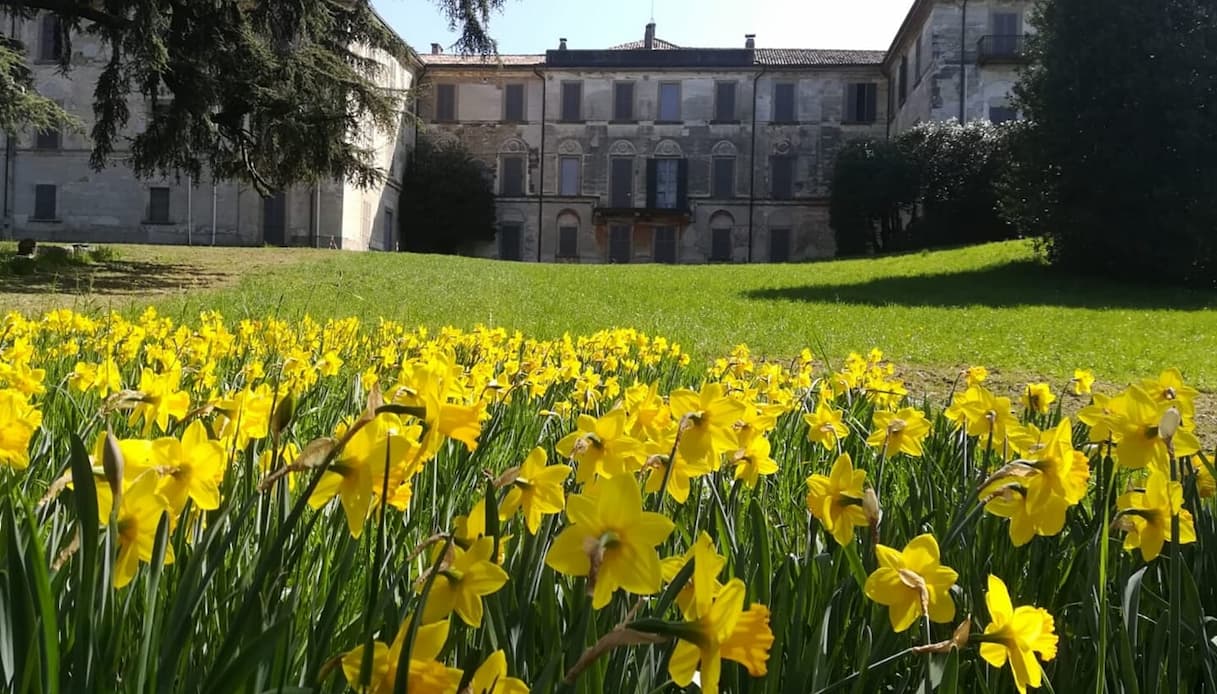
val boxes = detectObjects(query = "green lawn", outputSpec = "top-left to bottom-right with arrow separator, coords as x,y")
142,240 -> 1217,389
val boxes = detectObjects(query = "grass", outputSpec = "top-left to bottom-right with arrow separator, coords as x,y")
7,238 -> 1216,388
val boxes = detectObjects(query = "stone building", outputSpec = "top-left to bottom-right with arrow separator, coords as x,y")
0,9 -> 418,250
1,0 -> 1033,256
886,0 -> 1033,133
419,28 -> 888,263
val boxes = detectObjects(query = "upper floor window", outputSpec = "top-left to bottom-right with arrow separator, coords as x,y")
35,128 -> 61,150
559,156 -> 580,196
503,84 -> 525,122
770,156 -> 794,200
613,81 -> 635,121
647,158 -> 687,210
845,83 -> 878,123
39,14 -> 63,62
715,82 -> 737,122
898,56 -> 909,105
773,83 -> 796,123
434,84 -> 456,122
712,157 -> 735,198
914,35 -> 924,85
657,82 -> 681,122
991,12 -> 1022,55
560,81 -> 583,122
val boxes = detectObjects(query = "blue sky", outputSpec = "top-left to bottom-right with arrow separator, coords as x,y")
372,0 -> 915,54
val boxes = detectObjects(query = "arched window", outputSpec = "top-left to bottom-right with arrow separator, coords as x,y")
556,210 -> 580,259
709,211 -> 735,263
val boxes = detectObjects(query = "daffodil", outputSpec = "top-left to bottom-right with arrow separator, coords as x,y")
546,473 -> 675,609
1071,369 -> 1095,395
341,616 -> 463,694
0,388 -> 42,469
803,400 -> 848,450
866,408 -> 932,458
1139,368 -> 1198,420
806,453 -> 869,547
1020,383 -> 1056,416
668,578 -> 774,694
979,575 -> 1058,693
951,387 -> 1016,449
730,434 -> 778,488
421,537 -> 509,627
113,470 -> 175,589
500,447 -> 572,534
1113,385 -> 1201,471
1115,467 -> 1196,561
466,650 -> 529,694
864,534 -> 957,632
128,367 -> 190,436
555,409 -> 644,483
151,419 -> 226,512
661,532 -> 726,620
669,383 -> 747,470
965,366 -> 989,388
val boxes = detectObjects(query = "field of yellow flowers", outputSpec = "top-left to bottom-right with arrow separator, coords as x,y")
2,307 -> 1215,693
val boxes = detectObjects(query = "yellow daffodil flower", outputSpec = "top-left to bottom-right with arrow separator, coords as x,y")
113,470 -> 175,589
151,419 -> 226,512
0,388 -> 42,469
806,453 -> 869,547
555,409 -> 644,483
467,650 -> 529,694
864,534 -> 957,632
421,537 -> 509,627
341,616 -> 463,694
500,447 -> 572,534
866,408 -> 932,458
1115,467 -> 1196,561
979,575 -> 1058,693
668,578 -> 774,694
803,400 -> 849,450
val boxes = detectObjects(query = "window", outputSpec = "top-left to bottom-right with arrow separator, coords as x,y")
898,56 -> 909,105
769,228 -> 791,262
658,82 -> 681,121
647,158 -> 687,210
504,83 -> 525,122
35,129 -> 61,150
499,223 -> 522,261
613,82 -> 635,121
710,227 -> 732,262
39,15 -> 63,62
845,83 -> 878,123
989,106 -> 1018,124
558,226 -> 578,258
654,227 -> 677,264
559,156 -> 581,196
609,225 -> 631,263
770,157 -> 795,200
435,84 -> 456,121
384,209 -> 395,250
147,187 -> 171,224
773,83 -> 796,122
33,184 -> 57,220
560,82 -> 582,122
914,35 -> 923,85
500,157 -> 525,196
610,157 -> 633,207
712,157 -> 735,198
714,82 -> 737,122
992,13 -> 1021,55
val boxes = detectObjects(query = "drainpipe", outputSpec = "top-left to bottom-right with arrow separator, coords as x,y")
960,0 -> 969,122
533,65 -> 546,263
746,65 -> 768,264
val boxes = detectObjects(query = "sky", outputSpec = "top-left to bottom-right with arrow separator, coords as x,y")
372,0 -> 916,55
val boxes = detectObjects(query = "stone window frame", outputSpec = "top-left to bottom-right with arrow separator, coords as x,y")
711,156 -> 736,199
34,127 -> 61,150
713,81 -> 739,123
499,155 -> 527,197
145,186 -> 172,225
32,184 -> 58,222
37,13 -> 63,63
611,80 -> 636,122
656,81 -> 683,123
769,155 -> 796,201
558,155 -> 581,196
844,82 -> 878,124
502,83 -> 527,123
434,83 -> 458,122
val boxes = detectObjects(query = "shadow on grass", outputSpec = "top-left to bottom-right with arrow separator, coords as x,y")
742,260 -> 1217,310
0,260 -> 231,297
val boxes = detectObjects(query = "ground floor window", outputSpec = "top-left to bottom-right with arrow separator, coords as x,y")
654,226 -> 677,264
710,227 -> 732,262
558,225 -> 578,258
33,184 -> 57,221
499,223 -> 522,261
770,228 -> 791,262
609,224 -> 631,263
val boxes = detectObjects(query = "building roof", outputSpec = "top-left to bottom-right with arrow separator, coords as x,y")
754,48 -> 887,66
608,37 -> 682,50
419,53 -> 545,66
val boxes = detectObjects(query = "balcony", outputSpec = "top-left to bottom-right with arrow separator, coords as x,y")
977,35 -> 1029,65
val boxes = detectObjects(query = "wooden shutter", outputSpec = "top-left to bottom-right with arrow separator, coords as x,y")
562,82 -> 581,121
614,82 -> 634,121
645,159 -> 658,209
676,159 -> 689,210
716,82 -> 736,121
504,84 -> 524,121
845,84 -> 858,122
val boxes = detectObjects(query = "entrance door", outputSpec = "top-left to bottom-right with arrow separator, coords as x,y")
609,225 -> 631,263
262,192 -> 287,246
610,158 -> 633,208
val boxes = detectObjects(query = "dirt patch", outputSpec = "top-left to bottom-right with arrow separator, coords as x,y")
0,244 -> 322,315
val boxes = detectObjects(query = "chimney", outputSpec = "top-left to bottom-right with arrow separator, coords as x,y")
559,37 -> 568,50
430,43 -> 443,55
644,22 -> 656,50
745,34 -> 756,49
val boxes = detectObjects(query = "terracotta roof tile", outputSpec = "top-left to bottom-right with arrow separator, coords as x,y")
419,53 -> 545,66
754,48 -> 887,66
608,38 -> 682,50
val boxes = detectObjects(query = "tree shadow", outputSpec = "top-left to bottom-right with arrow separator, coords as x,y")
742,260 -> 1217,310
0,260 -> 232,297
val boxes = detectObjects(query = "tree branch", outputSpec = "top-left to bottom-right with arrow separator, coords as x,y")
0,0 -> 129,29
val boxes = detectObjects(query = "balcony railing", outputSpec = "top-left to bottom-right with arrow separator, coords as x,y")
977,34 -> 1029,64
